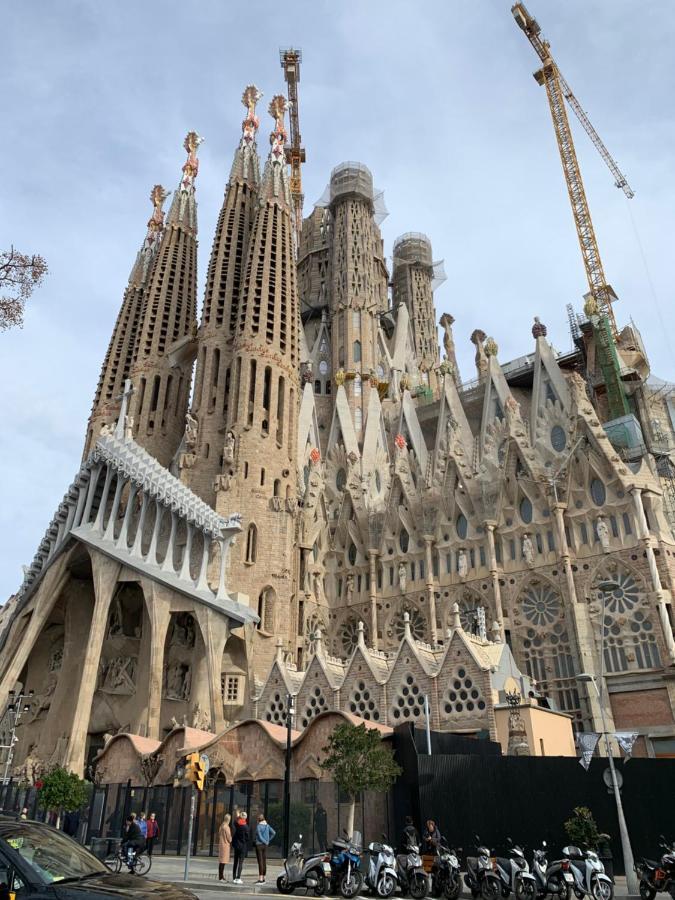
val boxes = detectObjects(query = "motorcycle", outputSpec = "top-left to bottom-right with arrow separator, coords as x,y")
365,837 -> 398,898
531,841 -> 571,900
635,836 -> 675,900
277,833 -> 333,895
329,830 -> 364,898
464,838 -> 501,900
430,841 -> 461,900
493,839 -> 537,900
559,846 -> 613,900
396,839 -> 429,899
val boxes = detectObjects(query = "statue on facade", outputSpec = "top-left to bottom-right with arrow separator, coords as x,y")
345,573 -> 355,604
185,412 -> 199,450
470,329 -> 488,381
522,534 -> 535,568
457,549 -> 468,580
398,562 -> 407,593
124,415 -> 134,440
223,431 -> 236,465
102,656 -> 137,694
191,704 -> 211,732
164,662 -> 191,701
596,516 -> 611,552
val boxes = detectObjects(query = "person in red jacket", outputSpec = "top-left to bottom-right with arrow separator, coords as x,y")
145,812 -> 160,856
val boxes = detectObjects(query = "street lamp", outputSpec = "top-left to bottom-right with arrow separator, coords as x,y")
578,669 -> 638,895
282,693 -> 296,858
1,688 -> 34,785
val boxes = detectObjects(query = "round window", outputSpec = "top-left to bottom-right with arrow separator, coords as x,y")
336,468 -> 347,491
348,543 -> 357,565
590,478 -> 606,506
319,360 -> 328,376
550,425 -> 566,452
456,514 -> 468,540
399,530 -> 410,553
519,497 -> 533,524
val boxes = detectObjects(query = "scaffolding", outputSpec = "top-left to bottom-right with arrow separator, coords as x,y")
315,161 -> 389,225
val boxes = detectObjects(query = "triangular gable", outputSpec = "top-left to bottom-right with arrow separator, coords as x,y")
435,372 -> 474,462
530,336 -> 571,443
297,383 -> 322,483
343,641 -> 390,686
361,388 -> 390,475
401,391 -> 429,475
327,385 -> 360,458
480,355 -> 511,447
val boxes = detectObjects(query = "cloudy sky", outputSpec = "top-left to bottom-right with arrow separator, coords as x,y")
1,0 -> 674,602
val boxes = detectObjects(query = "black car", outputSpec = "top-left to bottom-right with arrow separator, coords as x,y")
0,817 -> 197,899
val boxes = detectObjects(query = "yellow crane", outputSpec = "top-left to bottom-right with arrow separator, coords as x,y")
512,2 -> 630,420
280,48 -> 306,253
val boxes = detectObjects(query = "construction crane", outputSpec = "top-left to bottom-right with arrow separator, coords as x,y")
512,2 -> 630,421
280,48 -> 306,253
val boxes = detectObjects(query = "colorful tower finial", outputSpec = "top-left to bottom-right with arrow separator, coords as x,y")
144,185 -> 170,250
180,131 -> 203,193
268,95 -> 288,160
241,85 -> 262,145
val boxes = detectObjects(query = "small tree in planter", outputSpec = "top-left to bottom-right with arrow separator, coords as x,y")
564,806 -> 601,850
37,766 -> 88,830
320,722 -> 401,839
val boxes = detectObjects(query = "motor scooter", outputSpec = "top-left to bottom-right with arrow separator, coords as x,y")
277,833 -> 332,895
365,836 -> 398,898
493,839 -> 537,900
559,846 -> 613,900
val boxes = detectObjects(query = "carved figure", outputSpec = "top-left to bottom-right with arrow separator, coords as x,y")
191,704 -> 211,731
171,613 -> 196,648
457,549 -> 468,580
181,131 -> 203,193
470,329 -> 488,381
164,662 -> 191,701
597,516 -> 611,552
398,562 -> 407,593
522,534 -> 535,568
185,412 -> 199,449
124,415 -> 134,440
214,473 -> 232,493
108,599 -> 123,637
48,642 -> 63,672
223,431 -> 236,464
102,656 -> 137,694
345,573 -> 355,604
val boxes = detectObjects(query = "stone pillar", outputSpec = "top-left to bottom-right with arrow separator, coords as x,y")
115,483 -> 138,551
424,537 -> 438,645
102,476 -> 125,542
143,584 -> 171,740
485,522 -> 505,638
92,465 -> 114,532
82,464 -> 103,525
64,551 -> 121,774
194,606 -> 230,734
368,551 -> 379,650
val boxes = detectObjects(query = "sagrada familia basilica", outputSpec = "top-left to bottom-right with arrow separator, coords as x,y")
2,76 -> 675,777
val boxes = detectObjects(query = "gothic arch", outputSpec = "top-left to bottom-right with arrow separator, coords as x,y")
257,586 -> 276,634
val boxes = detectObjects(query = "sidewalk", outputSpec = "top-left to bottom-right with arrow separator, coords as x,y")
148,855 -> 634,897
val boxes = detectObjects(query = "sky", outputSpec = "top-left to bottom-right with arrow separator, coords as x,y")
1,0 -> 674,602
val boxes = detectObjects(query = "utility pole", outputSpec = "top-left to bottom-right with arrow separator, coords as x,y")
423,695 -> 432,755
283,693 -> 295,857
1,688 -> 33,785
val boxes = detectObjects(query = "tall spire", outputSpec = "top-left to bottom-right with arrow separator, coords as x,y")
260,95 -> 292,204
128,133 -> 201,467
183,88 -> 263,503
83,185 -> 169,456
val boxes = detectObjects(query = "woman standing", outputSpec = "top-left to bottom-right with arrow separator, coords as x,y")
218,813 -> 232,881
146,813 -> 160,856
254,813 -> 276,884
232,811 -> 250,885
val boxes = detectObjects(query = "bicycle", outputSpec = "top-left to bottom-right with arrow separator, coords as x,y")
104,844 -> 152,876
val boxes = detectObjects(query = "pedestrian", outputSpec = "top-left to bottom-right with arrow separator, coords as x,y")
315,800 -> 327,851
421,819 -> 442,854
232,810 -> 250,884
146,812 -> 160,856
401,816 -> 419,850
121,815 -> 144,869
63,810 -> 80,838
254,813 -> 276,883
20,808 -> 28,820
218,813 -> 232,881
138,812 -> 148,841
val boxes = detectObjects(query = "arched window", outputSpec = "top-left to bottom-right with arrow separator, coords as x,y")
314,380 -> 322,394
353,340 -> 362,363
273,479 -> 281,498
260,468 -> 266,486
245,523 -> 258,563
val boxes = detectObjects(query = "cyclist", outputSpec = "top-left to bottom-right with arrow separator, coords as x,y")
121,815 -> 145,870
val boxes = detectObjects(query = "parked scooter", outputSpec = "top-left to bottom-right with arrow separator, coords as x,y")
531,841 -> 572,899
430,841 -> 461,900
635,836 -> 675,900
464,838 -> 501,900
365,836 -> 398,898
329,830 -> 364,898
396,838 -> 429,899
277,834 -> 333,895
559,846 -> 613,900
493,839 -> 537,900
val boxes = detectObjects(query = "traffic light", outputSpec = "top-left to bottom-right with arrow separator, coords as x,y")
185,752 -> 206,791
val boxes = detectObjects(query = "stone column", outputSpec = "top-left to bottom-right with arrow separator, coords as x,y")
423,537 -> 438,645
81,464 -> 103,525
64,551 -> 121,774
143,584 -> 171,740
92,465 -> 114,532
363,550 -> 377,650
485,522 -> 505,638
194,606 -> 230,734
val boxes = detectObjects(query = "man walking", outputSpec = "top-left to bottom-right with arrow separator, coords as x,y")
315,800 -> 327,851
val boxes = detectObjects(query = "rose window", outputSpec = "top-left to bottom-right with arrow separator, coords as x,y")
265,692 -> 286,725
340,618 -> 368,656
300,686 -> 327,728
522,582 -> 561,627
390,674 -> 425,721
593,568 -> 660,673
443,666 -> 486,716
348,680 -> 380,721
304,614 -> 326,655
593,569 -> 640,615
392,607 -> 427,642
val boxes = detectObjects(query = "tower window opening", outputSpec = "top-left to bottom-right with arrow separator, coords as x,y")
260,468 -> 266,486
248,359 -> 257,427
246,523 -> 258,564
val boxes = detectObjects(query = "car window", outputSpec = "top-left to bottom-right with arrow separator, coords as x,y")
0,856 -> 27,897
2,824 -> 105,885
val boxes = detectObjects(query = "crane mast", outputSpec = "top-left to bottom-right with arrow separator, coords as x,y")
512,2 -> 630,420
280,48 -> 306,254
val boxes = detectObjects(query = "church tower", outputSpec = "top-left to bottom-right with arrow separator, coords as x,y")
128,132 -> 202,468
212,96 -> 301,639
83,185 -> 169,456
391,232 -> 442,392
184,87 -> 262,503
327,163 -> 389,437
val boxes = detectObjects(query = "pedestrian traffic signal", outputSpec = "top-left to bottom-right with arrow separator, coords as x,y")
185,752 -> 206,791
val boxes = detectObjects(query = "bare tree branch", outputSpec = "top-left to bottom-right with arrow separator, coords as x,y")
0,245 -> 48,331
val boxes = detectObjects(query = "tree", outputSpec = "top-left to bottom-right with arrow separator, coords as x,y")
320,722 -> 402,838
37,766 -> 88,829
0,246 -> 48,331
564,806 -> 601,850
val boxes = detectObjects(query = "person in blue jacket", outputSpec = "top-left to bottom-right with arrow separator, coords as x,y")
254,813 -> 276,883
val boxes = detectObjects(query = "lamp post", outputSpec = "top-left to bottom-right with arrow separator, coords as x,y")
282,693 -> 295,858
579,584 -> 638,895
1,688 -> 33,785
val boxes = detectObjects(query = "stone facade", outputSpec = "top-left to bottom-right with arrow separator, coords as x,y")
2,80 -> 675,776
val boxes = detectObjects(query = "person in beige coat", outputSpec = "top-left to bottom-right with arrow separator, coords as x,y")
218,813 -> 232,881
